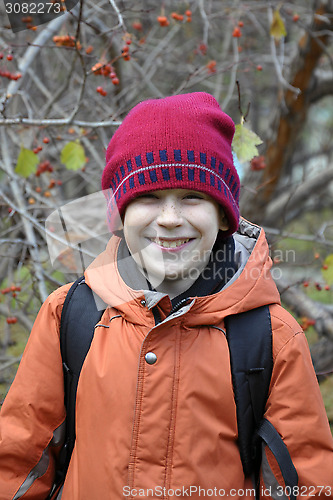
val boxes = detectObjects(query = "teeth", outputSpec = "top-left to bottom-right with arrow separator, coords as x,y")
151,238 -> 190,248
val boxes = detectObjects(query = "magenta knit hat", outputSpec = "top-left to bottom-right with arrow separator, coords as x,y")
102,92 -> 240,237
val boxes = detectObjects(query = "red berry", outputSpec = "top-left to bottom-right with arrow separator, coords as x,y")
238,21 -> 244,27
206,60 -> 217,74
7,54 -> 13,61
322,264 -> 328,270
232,27 -> 242,38
0,53 -> 3,59
324,285 -> 330,291
43,137 -> 50,144
293,14 -> 300,22
111,77 -> 120,85
157,16 -> 169,27
303,281 -> 309,288
256,65 -> 263,71
250,156 -> 266,171
198,43 -> 207,55
132,21 -> 143,31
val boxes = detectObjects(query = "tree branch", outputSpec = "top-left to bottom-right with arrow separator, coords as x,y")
275,277 -> 333,341
263,167 -> 333,226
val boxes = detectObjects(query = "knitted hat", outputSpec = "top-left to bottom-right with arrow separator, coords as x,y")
102,92 -> 240,237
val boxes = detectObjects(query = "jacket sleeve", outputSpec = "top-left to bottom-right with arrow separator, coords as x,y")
0,285 -> 70,500
261,307 -> 333,500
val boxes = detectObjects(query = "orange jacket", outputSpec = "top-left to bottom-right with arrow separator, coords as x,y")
0,219 -> 332,499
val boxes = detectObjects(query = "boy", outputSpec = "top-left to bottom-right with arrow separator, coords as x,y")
0,92 -> 332,499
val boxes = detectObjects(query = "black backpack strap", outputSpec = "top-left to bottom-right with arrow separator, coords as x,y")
226,305 -> 298,499
48,277 -> 105,498
258,419 -> 298,500
225,304 -> 273,477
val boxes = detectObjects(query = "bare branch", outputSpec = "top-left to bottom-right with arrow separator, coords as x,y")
275,277 -> 333,341
263,167 -> 333,226
0,117 -> 122,127
308,75 -> 333,103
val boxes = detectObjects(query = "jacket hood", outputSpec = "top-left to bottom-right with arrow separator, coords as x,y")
85,218 -> 281,327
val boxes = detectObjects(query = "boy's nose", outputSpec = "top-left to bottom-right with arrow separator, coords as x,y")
156,201 -> 183,227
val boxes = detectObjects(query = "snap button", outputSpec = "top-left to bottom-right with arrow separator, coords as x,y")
140,299 -> 146,306
145,352 -> 157,365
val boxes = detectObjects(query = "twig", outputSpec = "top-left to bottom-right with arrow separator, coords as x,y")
262,226 -> 333,248
0,117 -> 122,127
108,0 -> 127,31
0,357 -> 22,373
198,0 -> 210,46
267,7 -> 301,97
222,38 -> 240,111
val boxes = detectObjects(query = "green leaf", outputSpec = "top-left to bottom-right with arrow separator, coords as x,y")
270,9 -> 287,39
322,254 -> 333,286
14,147 -> 39,177
61,141 -> 86,171
232,124 -> 263,163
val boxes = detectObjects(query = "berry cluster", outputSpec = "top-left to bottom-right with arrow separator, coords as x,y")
21,15 -> 37,30
53,35 -> 82,50
1,285 -> 21,296
206,60 -> 217,74
0,69 -> 22,81
300,317 -> 316,331
6,317 -> 18,324
92,61 -> 120,97
171,12 -> 184,21
35,160 -> 54,176
0,53 -> 22,81
96,86 -> 107,96
157,16 -> 169,27
157,9 -> 191,27
121,40 -> 131,62
303,280 -> 330,291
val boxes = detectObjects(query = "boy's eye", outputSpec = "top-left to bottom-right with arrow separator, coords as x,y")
137,194 -> 158,200
183,193 -> 204,200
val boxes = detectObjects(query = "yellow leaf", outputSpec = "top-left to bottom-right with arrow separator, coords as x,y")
14,147 -> 39,177
232,124 -> 263,163
61,141 -> 86,171
270,9 -> 287,40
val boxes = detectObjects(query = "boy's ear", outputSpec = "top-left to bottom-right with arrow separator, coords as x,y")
219,210 -> 229,232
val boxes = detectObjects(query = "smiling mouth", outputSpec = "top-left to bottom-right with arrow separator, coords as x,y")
148,237 -> 193,248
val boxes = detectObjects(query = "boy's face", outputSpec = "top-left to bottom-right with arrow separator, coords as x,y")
123,189 -> 229,287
